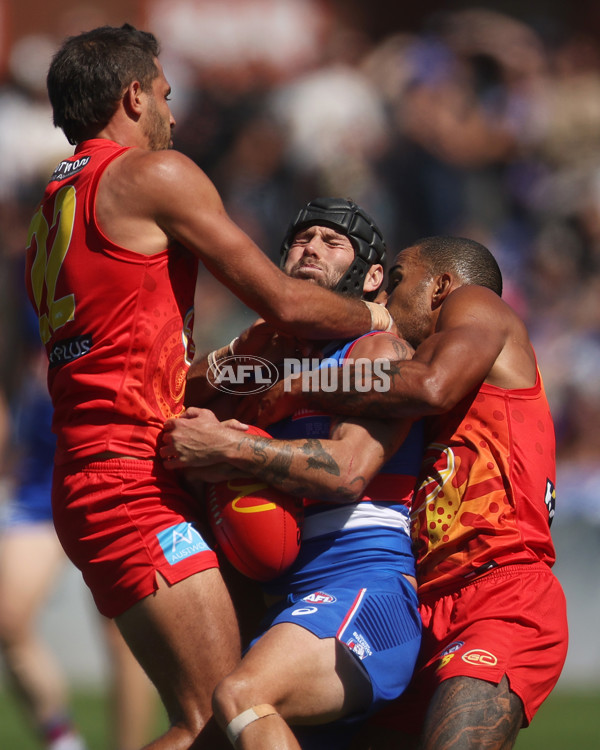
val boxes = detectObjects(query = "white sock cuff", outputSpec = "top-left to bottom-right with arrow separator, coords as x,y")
225,704 -> 278,745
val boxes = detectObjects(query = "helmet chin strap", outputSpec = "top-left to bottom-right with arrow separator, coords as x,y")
333,256 -> 371,297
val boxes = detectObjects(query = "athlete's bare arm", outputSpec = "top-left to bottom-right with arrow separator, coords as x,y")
184,318 -> 312,412
246,286 -> 538,424
161,334 -> 414,501
95,148 -> 381,341
419,676 -> 523,750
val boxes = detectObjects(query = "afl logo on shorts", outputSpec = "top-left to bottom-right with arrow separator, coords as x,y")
440,641 -> 464,657
436,640 -> 465,671
461,649 -> 498,666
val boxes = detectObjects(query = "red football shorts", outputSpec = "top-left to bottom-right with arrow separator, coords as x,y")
52,458 -> 218,618
371,562 -> 568,733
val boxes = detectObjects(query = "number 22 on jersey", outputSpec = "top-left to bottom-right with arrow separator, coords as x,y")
27,185 -> 76,344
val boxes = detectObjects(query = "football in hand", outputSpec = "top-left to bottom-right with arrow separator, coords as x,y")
205,426 -> 304,582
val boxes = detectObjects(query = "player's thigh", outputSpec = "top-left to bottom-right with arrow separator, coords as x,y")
0,525 -> 65,631
421,675 -> 523,750
217,553 -> 267,648
115,567 -> 241,722
220,622 -> 372,723
101,614 -> 155,692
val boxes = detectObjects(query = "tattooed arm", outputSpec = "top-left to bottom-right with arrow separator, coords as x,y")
162,332 -> 414,502
247,286 -> 522,424
162,408 -> 411,503
237,335 -> 416,427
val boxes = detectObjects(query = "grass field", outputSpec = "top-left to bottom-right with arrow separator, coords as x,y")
0,687 -> 168,750
0,687 -> 598,749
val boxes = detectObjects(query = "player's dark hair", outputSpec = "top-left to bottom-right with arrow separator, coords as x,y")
414,236 -> 503,296
47,24 -> 160,145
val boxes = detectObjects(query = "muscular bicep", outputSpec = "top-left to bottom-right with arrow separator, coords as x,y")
136,151 -> 376,340
152,154 -> 288,307
304,331 -> 415,491
328,415 -> 412,481
408,289 -> 508,407
279,288 -> 512,419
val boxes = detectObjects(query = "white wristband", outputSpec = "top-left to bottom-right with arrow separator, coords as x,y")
207,340 -> 235,375
363,300 -> 394,332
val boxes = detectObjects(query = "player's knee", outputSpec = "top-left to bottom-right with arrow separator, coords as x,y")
212,672 -> 251,728
213,674 -> 280,737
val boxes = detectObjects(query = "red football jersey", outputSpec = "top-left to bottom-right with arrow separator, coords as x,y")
412,370 -> 557,594
25,139 -> 198,464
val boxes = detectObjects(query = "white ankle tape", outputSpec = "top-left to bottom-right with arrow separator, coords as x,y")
225,704 -> 278,745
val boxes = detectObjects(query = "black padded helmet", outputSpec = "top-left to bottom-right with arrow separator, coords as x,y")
280,197 -> 386,297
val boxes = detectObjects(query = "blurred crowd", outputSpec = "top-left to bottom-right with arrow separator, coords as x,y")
0,1 -> 598,518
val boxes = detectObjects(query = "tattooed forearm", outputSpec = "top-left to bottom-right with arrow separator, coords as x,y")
301,439 -> 340,476
294,359 -> 416,420
260,444 -> 294,486
332,479 -> 367,502
239,435 -> 271,465
233,434 -> 364,501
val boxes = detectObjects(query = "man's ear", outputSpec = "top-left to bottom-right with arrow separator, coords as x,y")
363,264 -> 384,295
431,272 -> 453,309
123,80 -> 144,118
